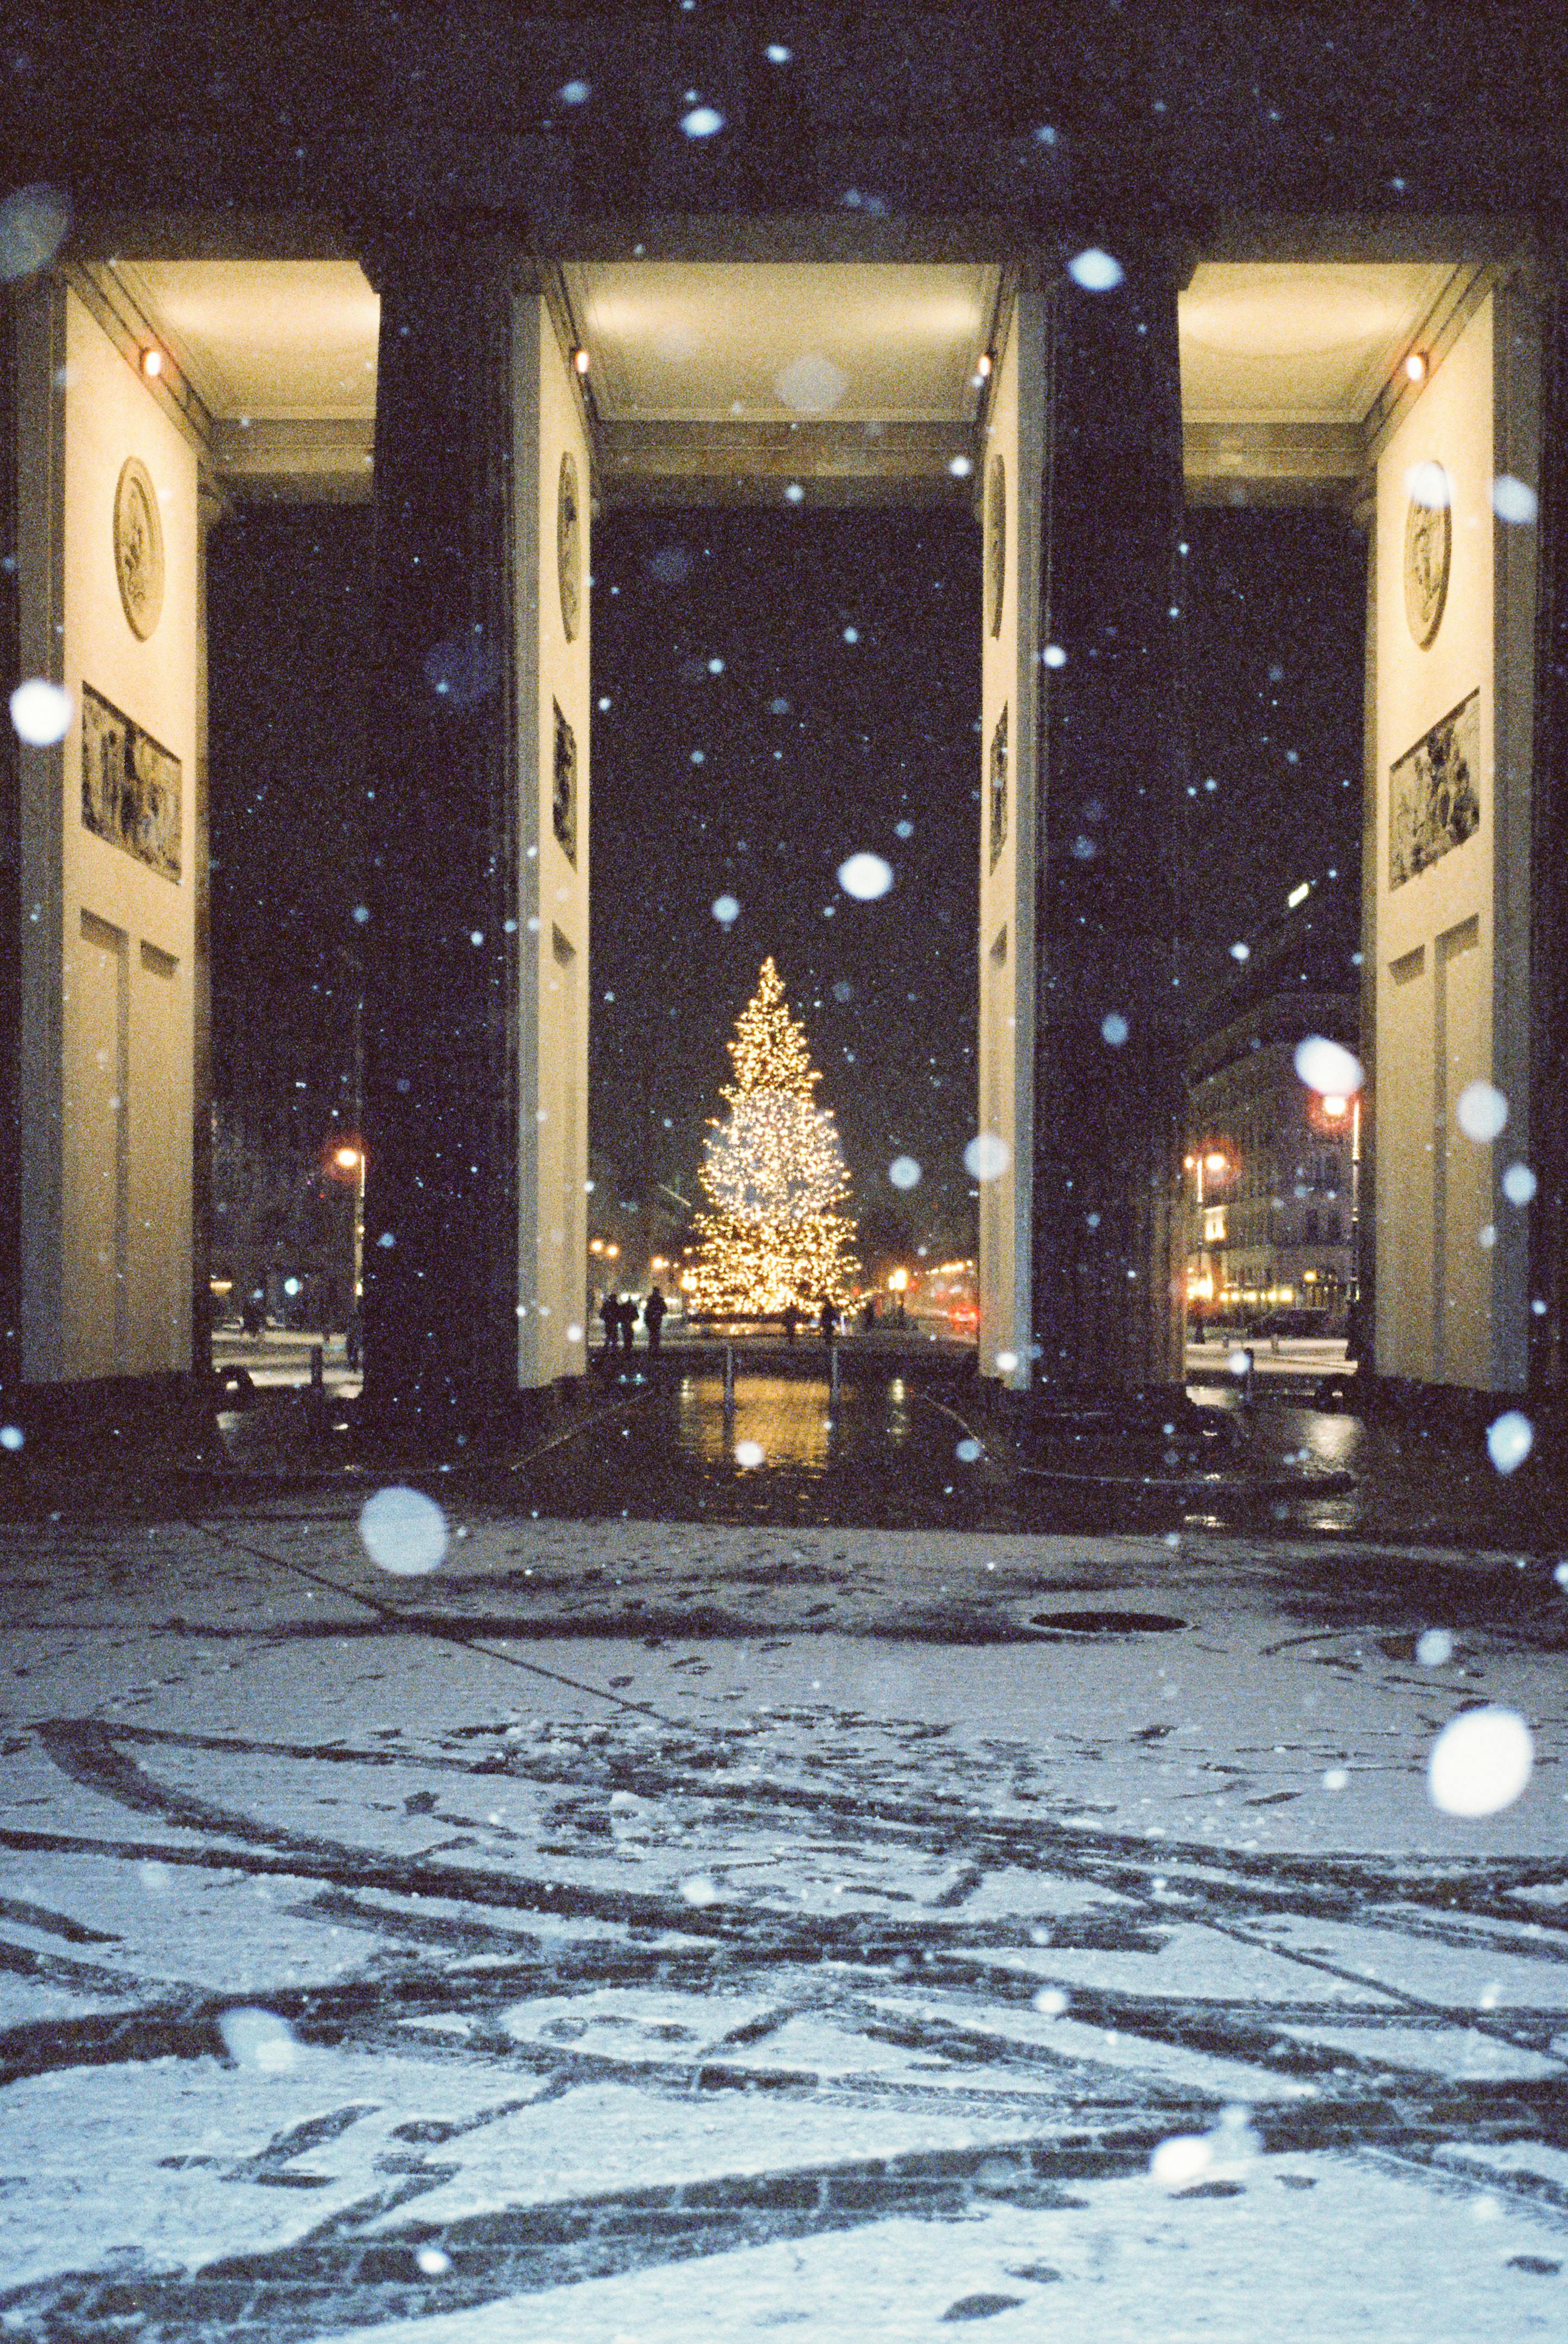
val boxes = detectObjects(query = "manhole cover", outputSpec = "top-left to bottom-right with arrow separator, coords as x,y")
1029,1609 -> 1187,1635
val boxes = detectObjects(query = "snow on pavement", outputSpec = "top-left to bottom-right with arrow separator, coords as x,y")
0,1505 -> 1564,2336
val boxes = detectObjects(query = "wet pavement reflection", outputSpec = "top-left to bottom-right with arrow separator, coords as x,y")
522,1366 -> 977,1531
514,1355 -> 1568,1555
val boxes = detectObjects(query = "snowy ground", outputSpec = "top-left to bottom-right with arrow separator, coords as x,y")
1,1475 -> 1567,2339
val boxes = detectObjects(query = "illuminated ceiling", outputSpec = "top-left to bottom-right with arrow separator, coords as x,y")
561,259 -> 1003,505
95,249 -> 1470,509
112,259 -> 380,419
1179,260 -> 1469,504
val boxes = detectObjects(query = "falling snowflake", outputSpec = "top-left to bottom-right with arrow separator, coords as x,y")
1486,1410 -> 1533,1475
965,1133 -> 1010,1181
219,2007 -> 299,2073
9,678 -> 72,745
1067,247 -> 1124,292
0,183 -> 71,281
838,852 -> 894,900
1295,1035 -> 1364,1098
1491,474 -> 1539,524
1427,1706 -> 1533,1817
1456,1081 -> 1508,1143
358,1486 -> 448,1577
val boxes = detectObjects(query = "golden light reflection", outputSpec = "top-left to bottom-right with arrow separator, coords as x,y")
676,1373 -> 837,1469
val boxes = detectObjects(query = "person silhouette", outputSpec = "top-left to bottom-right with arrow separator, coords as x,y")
781,1301 -> 800,1344
643,1284 -> 667,1358
618,1294 -> 635,1355
819,1297 -> 840,1343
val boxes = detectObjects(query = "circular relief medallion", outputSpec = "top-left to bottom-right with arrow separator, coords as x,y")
984,451 -> 1006,639
557,450 -> 582,643
113,456 -> 165,642
1403,468 -> 1452,649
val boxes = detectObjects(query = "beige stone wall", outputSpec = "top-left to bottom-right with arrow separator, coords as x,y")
20,284 -> 197,1381
976,281 -> 1042,1388
515,293 -> 591,1387
1371,287 -> 1538,1390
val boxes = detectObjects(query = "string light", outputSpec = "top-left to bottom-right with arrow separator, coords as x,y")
688,957 -> 858,1313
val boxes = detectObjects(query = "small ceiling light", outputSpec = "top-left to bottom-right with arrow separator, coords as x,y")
1404,350 -> 1427,383
573,347 -> 590,375
976,351 -> 993,379
140,346 -> 164,379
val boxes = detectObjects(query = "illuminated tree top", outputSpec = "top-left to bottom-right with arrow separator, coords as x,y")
691,957 -> 857,1311
723,956 -> 819,1106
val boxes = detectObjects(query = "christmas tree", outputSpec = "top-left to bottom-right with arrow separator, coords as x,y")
689,958 -> 858,1313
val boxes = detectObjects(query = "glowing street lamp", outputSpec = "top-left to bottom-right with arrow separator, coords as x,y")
1185,1145 -> 1234,1330
328,1142 -> 366,1307
1314,1088 -> 1365,1302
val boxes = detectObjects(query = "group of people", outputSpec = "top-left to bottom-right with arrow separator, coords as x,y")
598,1288 -> 852,1359
598,1284 -> 667,1360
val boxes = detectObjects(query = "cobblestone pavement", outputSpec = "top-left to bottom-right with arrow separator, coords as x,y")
1,1375 -> 1567,2338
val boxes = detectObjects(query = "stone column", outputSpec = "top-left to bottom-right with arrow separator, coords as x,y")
189,469 -> 223,1381
359,235 -> 528,1442
0,291 -> 21,1397
1031,251 -> 1189,1394
1528,273 -> 1568,1395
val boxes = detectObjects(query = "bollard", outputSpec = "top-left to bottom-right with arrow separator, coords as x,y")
723,1343 -> 736,1414
828,1336 -> 840,1409
306,1342 -> 327,1445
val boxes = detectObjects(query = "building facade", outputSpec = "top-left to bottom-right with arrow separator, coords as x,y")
1187,996 -> 1360,1330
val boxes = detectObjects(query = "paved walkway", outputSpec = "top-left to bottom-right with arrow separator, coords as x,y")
1,1371 -> 1567,2336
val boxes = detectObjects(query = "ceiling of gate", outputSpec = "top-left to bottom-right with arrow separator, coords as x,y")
97,250 -> 1470,511
1180,259 -> 1468,506
106,258 -> 380,501
561,260 -> 1002,507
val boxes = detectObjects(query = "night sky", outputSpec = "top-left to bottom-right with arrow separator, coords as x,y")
589,506 -> 981,1250
207,498 -> 1364,1241
1180,507 -> 1367,999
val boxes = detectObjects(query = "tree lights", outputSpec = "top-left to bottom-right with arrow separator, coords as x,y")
689,958 -> 858,1313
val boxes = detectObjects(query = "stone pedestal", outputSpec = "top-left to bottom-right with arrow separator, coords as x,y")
1030,253 -> 1188,1394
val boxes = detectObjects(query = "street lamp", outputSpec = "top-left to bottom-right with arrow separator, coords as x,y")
1185,1146 -> 1232,1329
329,1142 -> 366,1313
1315,1090 -> 1363,1304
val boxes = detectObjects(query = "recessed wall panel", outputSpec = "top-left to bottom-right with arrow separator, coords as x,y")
62,913 -> 127,1379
